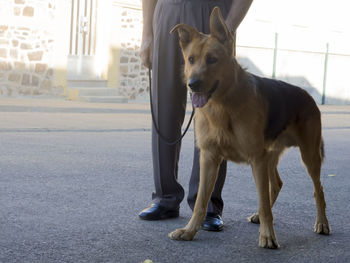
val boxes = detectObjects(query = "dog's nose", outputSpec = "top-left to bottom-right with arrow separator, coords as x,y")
188,78 -> 203,92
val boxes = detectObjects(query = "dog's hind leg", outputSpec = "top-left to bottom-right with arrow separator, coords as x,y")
299,124 -> 330,235
249,153 -> 283,224
169,150 -> 221,241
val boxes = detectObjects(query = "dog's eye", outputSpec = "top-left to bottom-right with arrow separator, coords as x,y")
206,56 -> 217,65
188,56 -> 195,65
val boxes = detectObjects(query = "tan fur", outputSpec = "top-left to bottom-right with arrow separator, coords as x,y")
168,7 -> 330,249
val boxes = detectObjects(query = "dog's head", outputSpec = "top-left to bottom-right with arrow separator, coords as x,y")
171,7 -> 235,108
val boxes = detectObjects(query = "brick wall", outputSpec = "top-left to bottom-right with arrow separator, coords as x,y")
0,0 -> 62,97
0,0 -> 148,100
117,5 -> 149,100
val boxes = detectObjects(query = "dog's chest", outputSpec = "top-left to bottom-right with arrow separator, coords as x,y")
196,111 -> 248,163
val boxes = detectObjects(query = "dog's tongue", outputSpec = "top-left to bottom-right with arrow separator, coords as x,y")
191,93 -> 208,108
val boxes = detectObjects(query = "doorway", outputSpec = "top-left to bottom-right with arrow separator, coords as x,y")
67,0 -> 98,79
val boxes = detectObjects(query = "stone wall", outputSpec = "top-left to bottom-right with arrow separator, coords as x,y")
0,0 -> 62,97
117,5 -> 149,100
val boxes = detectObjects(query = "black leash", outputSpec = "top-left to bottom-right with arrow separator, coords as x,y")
148,69 -> 195,146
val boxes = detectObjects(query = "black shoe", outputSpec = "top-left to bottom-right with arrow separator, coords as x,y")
138,203 -> 179,221
201,212 -> 224,231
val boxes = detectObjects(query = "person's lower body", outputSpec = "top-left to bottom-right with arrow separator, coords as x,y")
139,0 -> 232,230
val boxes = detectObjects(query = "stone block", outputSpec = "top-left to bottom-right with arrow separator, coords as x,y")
8,73 -> 21,83
1,86 -> 10,96
0,61 -> 11,70
0,48 -> 7,58
28,50 -> 43,61
41,79 -> 52,90
12,39 -> 19,47
21,73 -> 30,86
10,49 -> 18,59
0,39 -> 9,45
19,86 -> 31,95
20,42 -> 32,49
14,7 -> 21,16
32,88 -> 40,95
14,61 -> 26,70
0,71 -> 6,80
23,6 -> 34,17
120,56 -> 128,63
35,63 -> 47,74
15,0 -> 25,4
120,65 -> 128,74
0,25 -> 8,31
31,75 -> 39,86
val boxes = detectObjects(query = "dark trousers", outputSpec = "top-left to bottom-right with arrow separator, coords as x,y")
151,0 -> 232,215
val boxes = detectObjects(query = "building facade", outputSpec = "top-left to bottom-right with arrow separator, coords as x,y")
0,0 -> 349,104
0,0 -> 146,101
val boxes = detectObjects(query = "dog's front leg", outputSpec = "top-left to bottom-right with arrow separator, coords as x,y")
251,158 -> 280,249
169,150 -> 221,241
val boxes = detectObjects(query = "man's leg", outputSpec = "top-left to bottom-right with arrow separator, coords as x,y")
139,1 -> 186,220
187,145 -> 227,215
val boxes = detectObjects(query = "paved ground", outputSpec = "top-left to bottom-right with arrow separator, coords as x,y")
0,97 -> 349,263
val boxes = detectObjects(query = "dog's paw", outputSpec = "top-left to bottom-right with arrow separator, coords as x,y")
258,225 -> 279,249
314,222 -> 330,235
248,213 -> 260,224
259,233 -> 280,249
168,228 -> 195,241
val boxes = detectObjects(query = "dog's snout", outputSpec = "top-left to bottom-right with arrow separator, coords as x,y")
188,78 -> 203,92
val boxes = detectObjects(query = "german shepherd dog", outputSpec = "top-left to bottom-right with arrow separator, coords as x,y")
169,7 -> 330,248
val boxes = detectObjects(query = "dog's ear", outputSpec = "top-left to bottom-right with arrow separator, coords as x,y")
170,24 -> 200,49
210,7 -> 231,44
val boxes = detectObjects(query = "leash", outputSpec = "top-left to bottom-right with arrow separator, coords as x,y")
148,69 -> 195,146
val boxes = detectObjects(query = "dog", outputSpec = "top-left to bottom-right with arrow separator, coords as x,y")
168,7 -> 330,249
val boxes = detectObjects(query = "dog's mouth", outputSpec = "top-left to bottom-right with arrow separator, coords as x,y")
190,80 -> 219,108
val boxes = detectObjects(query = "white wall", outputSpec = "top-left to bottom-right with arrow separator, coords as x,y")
237,0 -> 350,104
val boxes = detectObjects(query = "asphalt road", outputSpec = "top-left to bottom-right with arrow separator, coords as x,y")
0,98 -> 349,263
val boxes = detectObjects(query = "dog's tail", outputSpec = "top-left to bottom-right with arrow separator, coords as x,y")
320,137 -> 325,163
